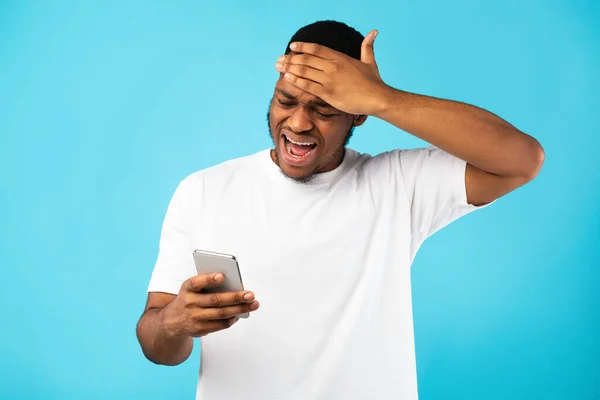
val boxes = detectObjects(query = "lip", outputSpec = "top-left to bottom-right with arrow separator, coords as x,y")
282,129 -> 317,146
279,131 -> 318,168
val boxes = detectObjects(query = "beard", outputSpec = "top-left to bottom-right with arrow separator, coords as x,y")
265,100 -> 354,183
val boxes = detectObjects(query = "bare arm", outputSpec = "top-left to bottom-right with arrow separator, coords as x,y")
136,292 -> 193,366
373,89 -> 545,205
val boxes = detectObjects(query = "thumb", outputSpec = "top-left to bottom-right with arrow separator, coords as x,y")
360,30 -> 378,64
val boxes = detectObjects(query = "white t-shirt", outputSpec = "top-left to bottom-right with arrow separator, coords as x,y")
148,146 -> 484,400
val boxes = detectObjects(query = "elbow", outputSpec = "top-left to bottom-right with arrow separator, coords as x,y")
136,314 -> 190,367
146,353 -> 188,367
137,339 -> 190,367
522,137 -> 545,182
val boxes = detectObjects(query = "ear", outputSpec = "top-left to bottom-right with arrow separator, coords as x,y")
352,115 -> 368,127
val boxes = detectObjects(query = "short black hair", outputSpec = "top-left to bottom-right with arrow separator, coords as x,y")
285,20 -> 364,60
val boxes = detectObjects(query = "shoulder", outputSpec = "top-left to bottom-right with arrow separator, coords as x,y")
172,149 -> 270,201
346,146 -> 459,193
354,146 -> 453,173
183,149 -> 268,184
347,146 -> 428,175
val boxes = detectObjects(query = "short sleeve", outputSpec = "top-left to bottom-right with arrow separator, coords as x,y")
147,180 -> 197,294
397,146 -> 488,259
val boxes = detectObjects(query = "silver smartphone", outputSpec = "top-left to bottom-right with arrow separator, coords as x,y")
192,249 -> 249,318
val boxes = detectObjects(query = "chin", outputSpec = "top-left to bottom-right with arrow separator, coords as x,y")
285,168 -> 315,182
279,152 -> 314,177
272,146 -> 316,183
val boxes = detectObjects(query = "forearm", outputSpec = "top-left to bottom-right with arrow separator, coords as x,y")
136,307 -> 193,366
374,87 -> 544,178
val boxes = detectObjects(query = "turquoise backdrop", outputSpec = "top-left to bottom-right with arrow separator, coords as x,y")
1,1 -> 598,399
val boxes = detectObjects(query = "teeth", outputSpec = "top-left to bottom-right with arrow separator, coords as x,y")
285,140 -> 294,156
285,135 -> 315,146
285,137 -> 315,159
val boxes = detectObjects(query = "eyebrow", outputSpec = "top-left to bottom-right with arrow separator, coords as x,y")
275,88 -> 335,109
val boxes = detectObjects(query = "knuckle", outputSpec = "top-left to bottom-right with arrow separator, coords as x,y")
185,277 -> 196,291
190,313 -> 202,323
191,309 -> 206,322
182,293 -> 194,307
208,294 -> 220,306
301,54 -> 310,64
301,79 -> 311,90
217,307 -> 227,319
234,293 -> 242,303
299,65 -> 307,75
311,43 -> 320,54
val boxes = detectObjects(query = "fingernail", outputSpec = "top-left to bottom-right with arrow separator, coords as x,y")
275,62 -> 283,70
290,43 -> 297,50
250,301 -> 259,310
243,292 -> 254,301
214,273 -> 224,281
278,56 -> 285,62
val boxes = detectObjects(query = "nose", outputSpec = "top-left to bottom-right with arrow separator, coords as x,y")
287,106 -> 313,133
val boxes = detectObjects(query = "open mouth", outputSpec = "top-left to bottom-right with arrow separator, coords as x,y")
283,134 -> 317,159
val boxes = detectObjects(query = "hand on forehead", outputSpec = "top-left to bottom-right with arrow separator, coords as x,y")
274,31 -> 382,116
275,44 -> 341,105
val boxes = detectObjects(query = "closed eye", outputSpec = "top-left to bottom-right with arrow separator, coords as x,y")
276,97 -> 338,118
316,111 -> 336,118
277,99 -> 295,108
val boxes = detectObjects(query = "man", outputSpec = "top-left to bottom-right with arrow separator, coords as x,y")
136,20 -> 544,399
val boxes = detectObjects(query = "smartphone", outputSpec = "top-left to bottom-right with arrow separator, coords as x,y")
192,249 -> 249,318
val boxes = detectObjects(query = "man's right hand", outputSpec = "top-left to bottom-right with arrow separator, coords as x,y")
161,273 -> 260,338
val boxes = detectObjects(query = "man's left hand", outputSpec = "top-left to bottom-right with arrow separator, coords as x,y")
275,29 -> 389,116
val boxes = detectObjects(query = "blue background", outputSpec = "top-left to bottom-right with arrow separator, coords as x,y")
1,1 -> 598,399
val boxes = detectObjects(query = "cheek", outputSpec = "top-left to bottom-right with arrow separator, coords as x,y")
319,123 -> 350,146
269,109 -> 286,129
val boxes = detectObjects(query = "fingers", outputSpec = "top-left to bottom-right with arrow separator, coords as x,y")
277,53 -> 330,71
275,62 -> 326,85
275,53 -> 330,95
288,42 -> 339,59
282,73 -> 324,97
200,301 -> 260,320
186,273 -> 225,292
176,274 -> 260,338
196,290 -> 256,307
285,31 -> 378,67
192,317 -> 240,337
